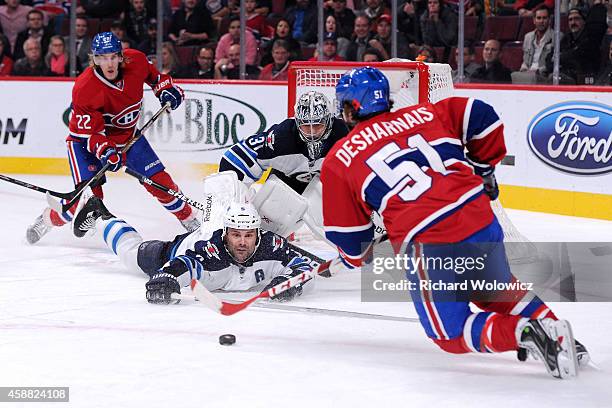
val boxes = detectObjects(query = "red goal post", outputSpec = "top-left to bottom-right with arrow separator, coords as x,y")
287,60 -> 454,116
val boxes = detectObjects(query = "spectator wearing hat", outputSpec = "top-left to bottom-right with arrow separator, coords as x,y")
420,0 -> 457,48
137,18 -> 158,55
168,0 -> 214,46
308,31 -> 345,61
545,5 -> 607,84
259,39 -> 290,81
368,14 -> 412,60
362,0 -> 391,32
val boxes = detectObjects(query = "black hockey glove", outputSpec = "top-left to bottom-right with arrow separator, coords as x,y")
263,275 -> 303,302
482,173 -> 499,201
466,154 -> 499,201
146,272 -> 181,304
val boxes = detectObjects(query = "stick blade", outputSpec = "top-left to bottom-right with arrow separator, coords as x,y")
190,279 -> 224,313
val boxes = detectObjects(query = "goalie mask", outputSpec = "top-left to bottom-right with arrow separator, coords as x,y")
222,202 -> 262,264
294,91 -> 333,160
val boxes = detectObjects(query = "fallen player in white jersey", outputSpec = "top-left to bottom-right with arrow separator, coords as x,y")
72,189 -> 323,304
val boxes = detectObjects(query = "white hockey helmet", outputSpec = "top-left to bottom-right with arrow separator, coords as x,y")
294,91 -> 334,146
223,202 -> 261,231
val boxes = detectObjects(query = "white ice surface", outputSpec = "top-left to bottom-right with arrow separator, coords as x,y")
1,174 -> 612,408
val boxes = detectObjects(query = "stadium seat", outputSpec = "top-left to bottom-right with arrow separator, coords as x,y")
98,18 -> 114,34
272,0 -> 286,15
300,46 -> 315,60
433,46 -> 447,63
176,46 -> 198,66
464,16 -> 480,42
501,42 -> 524,71
517,16 -> 535,41
474,45 -> 484,64
482,16 -> 520,42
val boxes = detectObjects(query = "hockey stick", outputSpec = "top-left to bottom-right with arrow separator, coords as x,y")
251,303 -> 419,323
0,174 -> 77,200
124,167 -> 209,212
172,292 -> 418,323
189,233 -> 390,316
45,102 -> 171,214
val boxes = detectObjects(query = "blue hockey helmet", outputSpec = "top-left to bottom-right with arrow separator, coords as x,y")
335,66 -> 390,119
91,32 -> 122,56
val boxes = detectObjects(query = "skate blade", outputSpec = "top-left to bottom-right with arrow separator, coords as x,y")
553,320 -> 579,379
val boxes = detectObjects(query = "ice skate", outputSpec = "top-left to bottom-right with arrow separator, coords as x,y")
72,188 -> 114,238
517,318 -> 578,379
26,211 -> 52,244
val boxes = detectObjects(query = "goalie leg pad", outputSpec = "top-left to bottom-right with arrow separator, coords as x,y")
200,171 -> 249,235
253,175 -> 308,237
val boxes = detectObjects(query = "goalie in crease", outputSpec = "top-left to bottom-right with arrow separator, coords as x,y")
218,91 -> 353,244
71,182 -> 322,304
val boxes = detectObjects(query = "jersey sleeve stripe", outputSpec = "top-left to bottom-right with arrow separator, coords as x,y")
222,150 -> 258,181
461,97 -> 474,145
324,222 -> 373,233
233,143 -> 257,167
239,141 -> 259,161
470,119 -> 502,141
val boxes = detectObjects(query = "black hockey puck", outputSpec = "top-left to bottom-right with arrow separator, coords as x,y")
219,334 -> 236,346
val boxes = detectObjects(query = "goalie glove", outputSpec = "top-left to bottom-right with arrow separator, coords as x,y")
263,274 -> 304,302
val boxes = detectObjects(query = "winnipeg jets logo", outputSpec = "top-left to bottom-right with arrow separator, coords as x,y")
106,101 -> 142,128
204,241 -> 221,260
272,235 -> 284,252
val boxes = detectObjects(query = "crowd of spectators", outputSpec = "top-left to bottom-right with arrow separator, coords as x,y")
0,0 -> 610,85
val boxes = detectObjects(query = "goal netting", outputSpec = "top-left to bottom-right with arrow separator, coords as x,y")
287,59 -> 538,264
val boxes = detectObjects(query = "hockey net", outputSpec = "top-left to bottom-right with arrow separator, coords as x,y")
287,60 -> 537,264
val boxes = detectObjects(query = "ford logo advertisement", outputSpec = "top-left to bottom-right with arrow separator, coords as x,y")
527,101 -> 612,175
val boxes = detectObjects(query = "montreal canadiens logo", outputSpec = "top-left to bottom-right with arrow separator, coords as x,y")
108,101 -> 142,128
527,101 -> 612,175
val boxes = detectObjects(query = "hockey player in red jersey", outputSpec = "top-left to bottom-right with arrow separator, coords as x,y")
26,32 -> 199,244
321,66 -> 587,379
